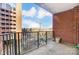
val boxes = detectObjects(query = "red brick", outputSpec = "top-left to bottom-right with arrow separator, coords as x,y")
53,6 -> 79,44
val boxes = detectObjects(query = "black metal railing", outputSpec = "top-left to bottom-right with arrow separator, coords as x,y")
0,31 -> 53,55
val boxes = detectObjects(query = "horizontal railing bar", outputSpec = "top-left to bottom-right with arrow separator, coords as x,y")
1,31 -> 52,55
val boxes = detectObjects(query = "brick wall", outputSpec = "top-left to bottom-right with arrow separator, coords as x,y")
53,6 -> 79,44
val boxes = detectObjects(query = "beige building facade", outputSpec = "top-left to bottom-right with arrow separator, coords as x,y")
0,3 -> 22,35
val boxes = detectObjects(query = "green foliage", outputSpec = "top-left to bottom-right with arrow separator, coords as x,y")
74,45 -> 79,48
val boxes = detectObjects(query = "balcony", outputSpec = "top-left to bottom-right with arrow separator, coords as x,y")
0,11 -> 11,16
0,31 -> 79,55
0,31 -> 52,55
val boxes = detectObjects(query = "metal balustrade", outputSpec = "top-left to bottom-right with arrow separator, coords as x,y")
0,31 -> 53,55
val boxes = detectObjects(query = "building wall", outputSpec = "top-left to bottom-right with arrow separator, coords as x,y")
16,3 -> 22,32
0,3 -> 22,34
53,6 -> 79,44
0,3 -> 16,34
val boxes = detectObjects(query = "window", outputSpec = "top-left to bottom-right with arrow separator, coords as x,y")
2,32 -> 5,33
1,23 -> 5,25
6,15 -> 9,17
10,23 -> 12,25
10,15 -> 12,17
6,27 -> 9,29
13,12 -> 16,14
2,27 -> 5,29
13,24 -> 16,26
13,8 -> 16,11
1,18 -> 5,21
1,9 -> 5,11
6,23 -> 9,25
10,20 -> 12,21
6,10 -> 9,12
13,20 -> 16,22
10,11 -> 12,13
13,16 -> 16,18
1,14 -> 5,16
6,19 -> 9,21
6,32 -> 9,33
13,28 -> 16,29
10,27 -> 12,29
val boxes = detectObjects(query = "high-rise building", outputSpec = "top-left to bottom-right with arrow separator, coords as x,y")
0,3 -> 22,34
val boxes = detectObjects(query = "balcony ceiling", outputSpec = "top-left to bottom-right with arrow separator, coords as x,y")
37,3 -> 79,13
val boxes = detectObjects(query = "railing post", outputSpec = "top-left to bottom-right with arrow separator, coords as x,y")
9,34 -> 11,55
37,32 -> 39,48
6,34 -> 9,55
2,35 -> 5,55
18,33 -> 20,55
46,31 -> 47,45
53,31 -> 56,41
14,33 -> 17,55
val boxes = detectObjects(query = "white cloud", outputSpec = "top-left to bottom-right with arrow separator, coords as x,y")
37,8 -> 52,19
22,7 -> 37,17
22,19 -> 52,29
22,6 -> 52,28
47,25 -> 52,28
22,19 -> 40,28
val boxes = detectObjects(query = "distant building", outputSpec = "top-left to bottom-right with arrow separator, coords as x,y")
22,28 -> 32,32
31,28 -> 52,32
0,3 -> 22,34
22,28 -> 52,32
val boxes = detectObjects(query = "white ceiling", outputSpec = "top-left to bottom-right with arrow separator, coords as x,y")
38,3 -> 79,13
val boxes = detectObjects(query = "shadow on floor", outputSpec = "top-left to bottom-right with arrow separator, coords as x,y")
76,49 -> 79,55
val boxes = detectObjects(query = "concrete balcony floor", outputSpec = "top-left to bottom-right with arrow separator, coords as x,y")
24,39 -> 79,55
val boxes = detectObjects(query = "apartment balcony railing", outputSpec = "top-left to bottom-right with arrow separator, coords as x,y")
0,31 -> 53,55
0,10 -> 16,15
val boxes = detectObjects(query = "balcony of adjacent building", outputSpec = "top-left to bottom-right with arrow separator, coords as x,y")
0,8 -> 16,14
0,18 -> 16,24
0,3 -> 79,55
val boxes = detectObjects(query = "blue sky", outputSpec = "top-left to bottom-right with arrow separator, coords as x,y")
22,3 -> 52,29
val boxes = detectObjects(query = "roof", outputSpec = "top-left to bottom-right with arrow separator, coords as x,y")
36,3 -> 79,13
